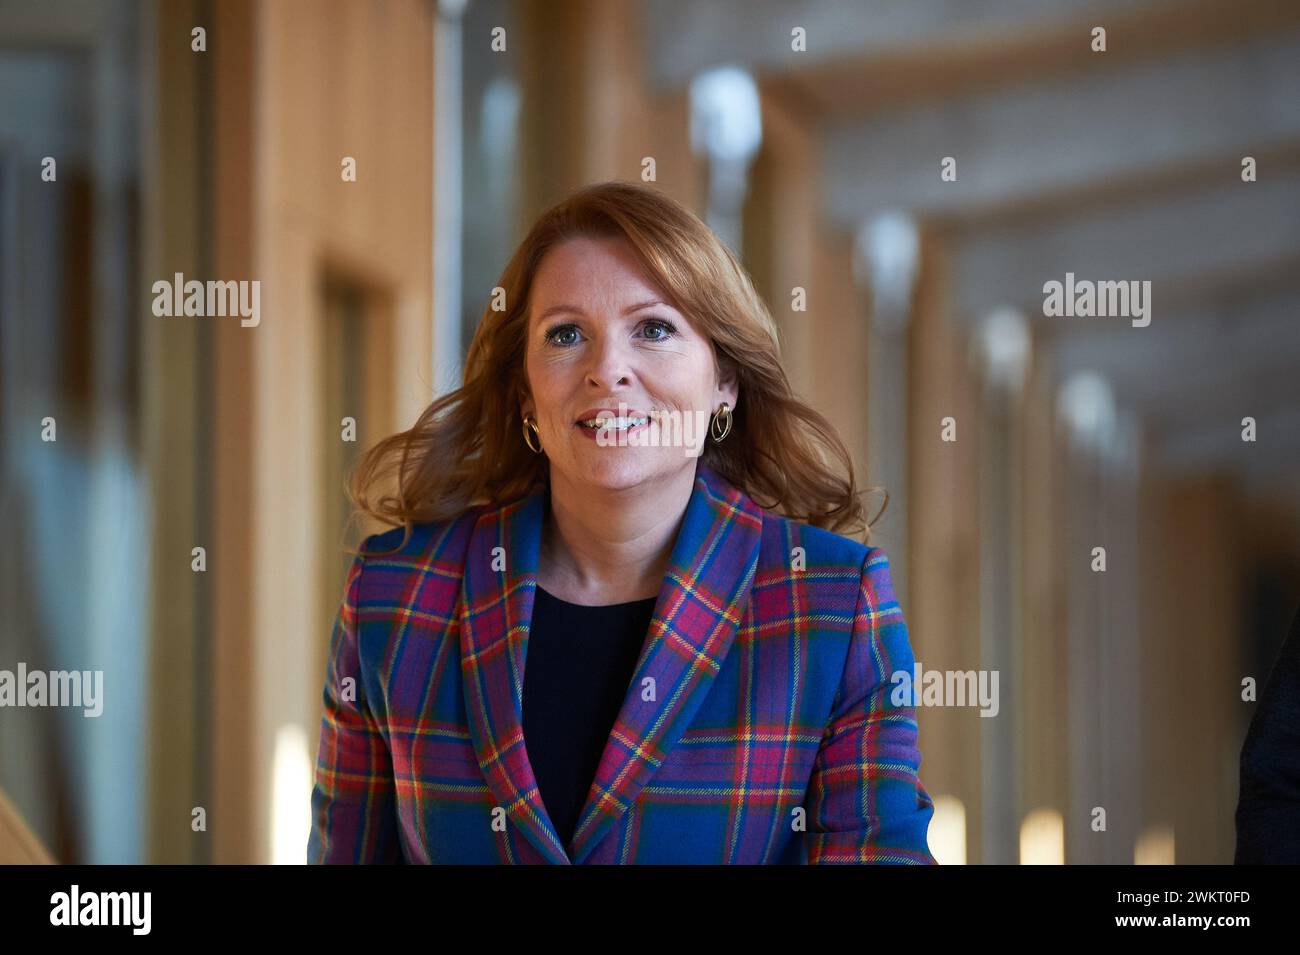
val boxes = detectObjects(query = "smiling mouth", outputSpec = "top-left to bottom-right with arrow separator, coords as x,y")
577,415 -> 650,431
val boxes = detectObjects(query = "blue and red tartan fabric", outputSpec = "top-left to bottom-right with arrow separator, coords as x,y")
309,461 -> 937,864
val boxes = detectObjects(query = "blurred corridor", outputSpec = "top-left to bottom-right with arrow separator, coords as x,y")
1,0 -> 1298,863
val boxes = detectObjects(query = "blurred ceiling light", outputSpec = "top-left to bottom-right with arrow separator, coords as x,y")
1020,807 -> 1065,864
978,306 -> 1031,392
271,723 -> 312,865
1111,407 -> 1142,477
689,65 -> 762,164
854,211 -> 919,333
929,794 -> 967,865
689,66 -> 762,252
481,75 -> 520,157
1134,824 -> 1175,864
1057,369 -> 1117,455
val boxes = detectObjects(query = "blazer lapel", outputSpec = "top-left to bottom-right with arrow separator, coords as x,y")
459,462 -> 764,865
458,479 -> 567,863
567,463 -> 763,863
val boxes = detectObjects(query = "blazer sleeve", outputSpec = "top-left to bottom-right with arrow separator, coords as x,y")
805,547 -> 937,864
307,551 -> 405,863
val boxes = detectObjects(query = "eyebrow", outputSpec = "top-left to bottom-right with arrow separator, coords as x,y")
534,299 -> 668,323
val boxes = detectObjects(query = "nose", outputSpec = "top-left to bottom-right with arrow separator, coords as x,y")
584,329 -> 635,390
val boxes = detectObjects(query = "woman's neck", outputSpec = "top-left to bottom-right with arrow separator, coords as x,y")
537,465 -> 696,605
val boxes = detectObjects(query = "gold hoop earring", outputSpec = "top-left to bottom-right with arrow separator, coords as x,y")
522,415 -> 543,454
710,403 -> 733,442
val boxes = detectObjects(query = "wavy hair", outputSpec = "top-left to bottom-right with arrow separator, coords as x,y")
347,180 -> 883,553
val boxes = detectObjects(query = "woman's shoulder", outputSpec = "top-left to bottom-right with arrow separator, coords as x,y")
758,508 -> 881,574
755,511 -> 903,624
356,503 -> 492,564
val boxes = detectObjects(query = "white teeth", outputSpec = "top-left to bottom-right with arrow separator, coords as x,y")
581,416 -> 648,429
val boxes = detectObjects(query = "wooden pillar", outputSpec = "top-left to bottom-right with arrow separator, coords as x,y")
210,0 -> 257,865
1061,399 -> 1144,863
909,234 -> 982,862
1141,473 -> 1243,862
143,0 -> 207,864
516,0 -> 698,221
745,88 -> 868,480
1100,426 -> 1143,863
974,309 -> 1030,864
1020,344 -> 1070,857
145,0 -> 261,864
250,0 -> 434,862
1062,431 -> 1103,862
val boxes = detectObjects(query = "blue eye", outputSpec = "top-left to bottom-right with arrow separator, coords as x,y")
543,319 -> 677,347
641,319 -> 677,341
545,323 -> 581,346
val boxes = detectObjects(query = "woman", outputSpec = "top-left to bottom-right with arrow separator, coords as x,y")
308,181 -> 936,864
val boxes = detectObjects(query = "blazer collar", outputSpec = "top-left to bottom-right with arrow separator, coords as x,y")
458,461 -> 764,864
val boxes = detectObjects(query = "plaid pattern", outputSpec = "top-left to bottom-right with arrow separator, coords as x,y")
309,462 -> 936,864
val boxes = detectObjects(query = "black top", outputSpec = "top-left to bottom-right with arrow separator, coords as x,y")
1236,602 -> 1300,863
521,584 -> 658,850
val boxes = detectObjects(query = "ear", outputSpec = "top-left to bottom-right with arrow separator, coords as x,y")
716,360 -> 739,413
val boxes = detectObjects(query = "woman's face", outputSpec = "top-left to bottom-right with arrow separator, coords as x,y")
521,234 -> 738,494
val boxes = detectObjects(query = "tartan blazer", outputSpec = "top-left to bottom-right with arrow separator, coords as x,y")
308,461 -> 936,864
